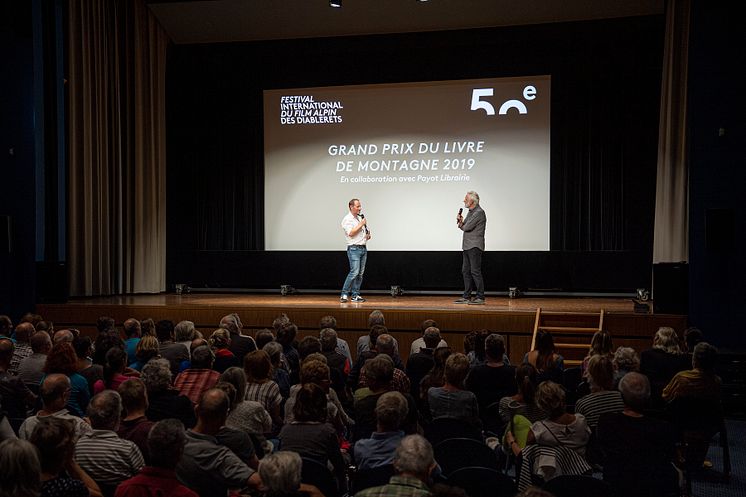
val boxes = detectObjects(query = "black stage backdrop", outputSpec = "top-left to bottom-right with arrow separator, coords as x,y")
166,16 -> 663,293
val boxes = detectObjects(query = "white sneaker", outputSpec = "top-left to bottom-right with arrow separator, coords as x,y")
351,295 -> 366,303
340,295 -> 348,303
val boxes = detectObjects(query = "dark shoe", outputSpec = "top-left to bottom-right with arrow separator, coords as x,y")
454,297 -> 471,304
351,295 -> 366,303
340,295 -> 348,303
468,298 -> 486,305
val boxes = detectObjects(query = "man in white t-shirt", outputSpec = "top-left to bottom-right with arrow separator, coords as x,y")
340,198 -> 371,303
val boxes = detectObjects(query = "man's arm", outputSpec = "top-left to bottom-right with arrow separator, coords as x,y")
459,210 -> 485,233
344,218 -> 366,237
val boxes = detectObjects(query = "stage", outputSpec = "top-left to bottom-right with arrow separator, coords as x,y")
37,293 -> 687,362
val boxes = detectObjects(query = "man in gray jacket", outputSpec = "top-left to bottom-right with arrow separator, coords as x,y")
455,191 -> 487,305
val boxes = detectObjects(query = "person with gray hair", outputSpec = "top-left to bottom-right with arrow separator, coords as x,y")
357,334 -> 410,395
354,391 -> 409,470
142,359 -> 196,428
0,438 -> 42,497
454,190 -> 487,305
259,451 -> 303,496
17,328 -> 52,387
74,391 -> 144,488
174,320 -> 197,351
596,372 -> 679,497
220,313 -> 257,363
320,315 -> 352,363
357,310 -> 400,357
612,346 -> 640,388
116,419 -> 198,497
355,435 -> 435,497
662,342 -> 721,403
9,321 -> 35,374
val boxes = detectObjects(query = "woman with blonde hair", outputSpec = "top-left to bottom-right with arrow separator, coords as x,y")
640,327 -> 689,405
581,330 -> 613,374
129,335 -> 160,371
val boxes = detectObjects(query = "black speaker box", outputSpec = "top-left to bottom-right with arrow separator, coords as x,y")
653,262 -> 688,314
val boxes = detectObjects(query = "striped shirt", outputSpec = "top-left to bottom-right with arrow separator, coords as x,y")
74,430 -> 144,485
9,343 -> 33,374
498,396 -> 548,424
574,390 -> 625,430
245,380 -> 282,413
19,408 -> 92,440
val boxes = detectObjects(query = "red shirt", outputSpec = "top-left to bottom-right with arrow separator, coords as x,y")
115,466 -> 198,497
174,368 -> 220,404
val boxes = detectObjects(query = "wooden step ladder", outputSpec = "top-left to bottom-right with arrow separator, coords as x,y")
530,308 -> 605,367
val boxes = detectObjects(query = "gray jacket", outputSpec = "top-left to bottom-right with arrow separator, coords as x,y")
460,204 -> 486,251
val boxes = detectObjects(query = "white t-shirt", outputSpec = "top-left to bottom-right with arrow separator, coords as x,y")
410,337 -> 449,355
341,212 -> 367,246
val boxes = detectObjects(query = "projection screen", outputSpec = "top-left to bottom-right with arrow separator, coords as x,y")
264,76 -> 550,251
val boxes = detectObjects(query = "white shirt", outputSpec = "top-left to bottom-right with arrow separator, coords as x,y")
410,337 -> 449,355
342,212 -> 367,246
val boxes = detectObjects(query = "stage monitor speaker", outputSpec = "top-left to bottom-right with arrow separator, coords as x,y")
653,262 -> 688,315
36,261 -> 69,304
0,215 -> 10,253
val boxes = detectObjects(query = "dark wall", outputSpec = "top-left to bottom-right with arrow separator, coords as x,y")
0,2 -> 37,318
688,3 -> 745,347
167,15 -> 665,293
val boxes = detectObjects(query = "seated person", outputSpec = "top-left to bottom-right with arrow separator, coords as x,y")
662,342 -> 721,404
409,320 -> 448,355
19,374 -> 92,440
465,333 -> 516,413
574,355 -> 625,430
596,372 -> 679,497
258,451 -> 324,497
354,391 -> 409,470
406,327 -> 441,398
522,331 -> 564,384
354,435 -> 435,497
498,363 -> 547,424
640,327 -> 690,406
427,353 -> 479,425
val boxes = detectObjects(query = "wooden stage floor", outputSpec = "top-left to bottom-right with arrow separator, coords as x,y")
38,293 -> 687,363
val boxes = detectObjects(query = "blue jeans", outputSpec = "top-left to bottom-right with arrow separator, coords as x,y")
342,245 -> 367,297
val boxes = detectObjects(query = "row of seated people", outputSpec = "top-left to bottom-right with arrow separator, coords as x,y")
0,310 -> 722,497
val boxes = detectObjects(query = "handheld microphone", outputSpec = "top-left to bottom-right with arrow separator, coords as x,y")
360,213 -> 369,234
458,208 -> 463,215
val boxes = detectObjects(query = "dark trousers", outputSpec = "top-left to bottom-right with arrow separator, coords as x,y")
462,247 -> 484,299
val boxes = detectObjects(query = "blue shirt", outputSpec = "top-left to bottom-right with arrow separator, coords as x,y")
125,337 -> 141,365
353,430 -> 405,470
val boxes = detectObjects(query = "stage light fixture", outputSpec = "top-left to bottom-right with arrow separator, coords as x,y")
280,284 -> 296,296
330,0 -> 341,7
390,285 -> 404,297
508,287 -> 521,299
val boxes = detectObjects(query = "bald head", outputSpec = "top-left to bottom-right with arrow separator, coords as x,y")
15,322 -> 35,343
40,374 -> 71,408
196,388 -> 230,427
53,329 -> 74,344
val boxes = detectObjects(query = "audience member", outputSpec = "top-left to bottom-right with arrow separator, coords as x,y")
574,355 -> 625,430
357,334 -> 410,395
176,388 -> 260,496
123,318 -> 142,365
662,342 -> 721,403
9,321 -> 35,374
640,327 -> 689,406
581,330 -> 614,376
30,417 -> 103,497
18,328 -> 52,387
320,327 -> 350,393
221,313 -> 257,363
409,320 -> 448,355
73,336 -> 103,394
19,374 -> 92,440
683,327 -> 704,354
94,346 -> 132,394
222,366 -> 273,457
406,327 -> 440,397
244,350 -> 283,429
157,320 -> 189,376
129,335 -> 160,371
75,391 -> 145,489
115,419 -> 197,497
428,353 -> 479,424
523,331 -> 564,383
290,336 -> 322,384
173,344 -> 220,404
142,359 -> 196,428
418,347 -> 452,419
0,315 -> 12,339
53,328 -> 74,344
354,391 -> 409,470
276,321 -> 300,375
258,451 -> 310,497
465,333 -> 517,412
174,320 -> 197,353
284,358 -> 352,433
92,333 -> 125,367
499,363 -> 547,424
140,318 -> 156,338
0,438 -> 42,497
96,316 -> 116,335
354,435 -> 435,497
612,346 -> 640,388
596,372 -> 678,497
213,381 -> 260,468
43,342 -> 88,417
319,314 -> 352,363
117,379 -> 155,461
506,381 -> 589,457
349,325 -> 389,388
255,328 -> 275,350
278,383 -> 348,493
263,341 -> 291,398
465,329 -> 490,367
209,328 -> 239,373
357,310 -> 400,356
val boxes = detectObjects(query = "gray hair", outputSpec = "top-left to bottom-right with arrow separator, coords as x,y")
376,334 -> 396,355
319,328 -> 338,351
174,320 -> 196,342
148,419 -> 186,469
53,329 -> 74,344
618,372 -> 650,411
87,390 -> 122,430
367,310 -> 385,327
220,366 -> 248,400
191,344 -> 215,369
375,391 -> 409,431
466,191 -> 480,205
653,327 -> 682,354
259,451 -> 302,494
262,341 -> 283,365
0,439 -> 41,497
141,358 -> 173,392
613,346 -> 640,372
394,435 -> 434,476
535,381 -> 566,418
226,400 -> 272,434
220,313 -> 241,335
